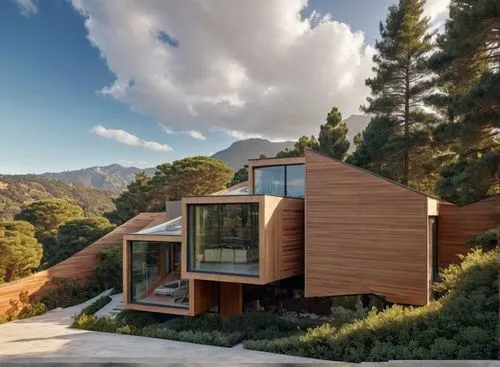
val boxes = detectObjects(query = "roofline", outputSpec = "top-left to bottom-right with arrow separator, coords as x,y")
212,180 -> 248,195
247,156 -> 305,162
305,149 -> 446,202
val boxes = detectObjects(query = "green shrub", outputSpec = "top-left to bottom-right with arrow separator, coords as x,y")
141,324 -> 242,347
40,277 -> 102,309
18,302 -> 47,319
92,247 -> 122,292
73,313 -> 119,332
80,295 -> 111,316
169,313 -> 223,332
331,299 -> 372,326
245,248 -> 499,361
465,228 -> 498,251
116,324 -> 138,335
115,309 -> 162,329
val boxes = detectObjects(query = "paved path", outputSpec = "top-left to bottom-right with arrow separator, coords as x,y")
94,292 -> 123,318
0,292 -> 330,364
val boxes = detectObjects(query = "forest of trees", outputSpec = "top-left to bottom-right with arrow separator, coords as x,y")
276,0 -> 499,205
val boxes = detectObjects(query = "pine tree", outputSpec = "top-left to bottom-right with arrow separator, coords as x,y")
318,107 -> 350,160
428,0 -> 500,204
359,0 -> 436,186
276,135 -> 318,158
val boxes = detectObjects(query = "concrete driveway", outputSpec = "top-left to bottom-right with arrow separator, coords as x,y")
0,293 -> 330,364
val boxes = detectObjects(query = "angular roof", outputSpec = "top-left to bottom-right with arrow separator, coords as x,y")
132,182 -> 249,236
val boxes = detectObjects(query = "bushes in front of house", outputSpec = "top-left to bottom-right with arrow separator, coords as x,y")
244,248 -> 499,361
17,301 -> 48,319
72,307 -> 311,347
465,228 -> 498,251
80,295 -> 112,316
40,277 -> 102,310
142,325 -> 242,347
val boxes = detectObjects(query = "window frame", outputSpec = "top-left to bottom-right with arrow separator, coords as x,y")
186,202 -> 260,277
253,163 -> 305,199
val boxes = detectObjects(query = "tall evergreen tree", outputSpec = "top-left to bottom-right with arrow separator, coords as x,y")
276,135 -> 319,158
428,0 -> 500,204
358,0 -> 436,187
318,107 -> 350,160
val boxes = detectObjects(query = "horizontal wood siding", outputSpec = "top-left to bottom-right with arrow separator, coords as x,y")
190,279 -> 218,316
438,196 -> 498,267
0,212 -> 166,315
279,200 -> 305,279
219,282 -> 243,319
305,150 -> 429,305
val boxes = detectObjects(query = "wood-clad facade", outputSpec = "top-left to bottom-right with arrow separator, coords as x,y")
304,150 -> 432,305
180,195 -> 304,285
438,196 -> 498,267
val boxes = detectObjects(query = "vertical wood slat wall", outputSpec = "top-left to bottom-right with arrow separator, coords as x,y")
0,212 -> 166,314
304,150 -> 430,305
438,196 -> 498,267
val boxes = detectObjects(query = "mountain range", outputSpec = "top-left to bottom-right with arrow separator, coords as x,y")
5,115 -> 369,192
0,174 -> 116,221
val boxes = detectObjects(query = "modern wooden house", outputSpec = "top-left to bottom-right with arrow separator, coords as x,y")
122,150 -> 498,318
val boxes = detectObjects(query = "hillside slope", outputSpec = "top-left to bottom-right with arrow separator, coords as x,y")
41,164 -> 155,192
0,175 -> 116,220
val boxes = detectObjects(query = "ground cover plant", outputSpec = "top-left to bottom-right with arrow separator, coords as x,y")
72,308 -> 314,348
244,247 -> 498,361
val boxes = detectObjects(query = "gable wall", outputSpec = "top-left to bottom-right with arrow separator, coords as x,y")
305,151 -> 430,305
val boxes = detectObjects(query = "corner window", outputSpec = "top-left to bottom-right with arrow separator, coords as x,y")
254,166 -> 285,196
253,164 -> 304,198
188,203 -> 259,276
286,164 -> 305,198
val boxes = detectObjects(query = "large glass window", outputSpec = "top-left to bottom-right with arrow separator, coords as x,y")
254,166 -> 285,196
188,203 -> 259,276
130,241 -> 188,308
286,164 -> 305,198
253,164 -> 304,198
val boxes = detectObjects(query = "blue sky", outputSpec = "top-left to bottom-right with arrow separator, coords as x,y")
0,0 -> 407,174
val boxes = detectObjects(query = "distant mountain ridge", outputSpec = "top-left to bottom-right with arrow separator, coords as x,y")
0,174 -> 116,221
40,164 -> 155,193
8,115 -> 369,192
211,138 -> 295,170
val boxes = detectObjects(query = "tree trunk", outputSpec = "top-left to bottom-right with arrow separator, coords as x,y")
403,61 -> 410,186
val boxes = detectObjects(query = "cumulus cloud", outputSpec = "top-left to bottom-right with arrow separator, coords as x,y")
13,0 -> 38,15
423,0 -> 451,30
91,125 -> 172,152
72,0 -> 376,140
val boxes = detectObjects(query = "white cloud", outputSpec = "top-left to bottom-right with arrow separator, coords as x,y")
423,0 -> 451,30
91,125 -> 172,152
159,125 -> 206,140
13,0 -> 38,15
72,0 -> 376,140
